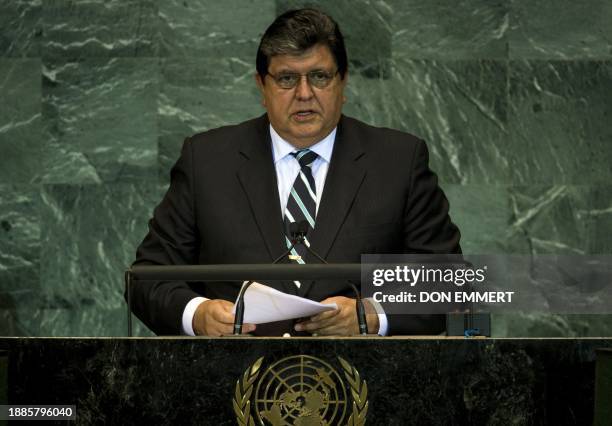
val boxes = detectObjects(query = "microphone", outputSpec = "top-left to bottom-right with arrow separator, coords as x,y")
289,220 -> 368,336
233,220 -> 312,335
290,221 -> 308,243
277,220 -> 369,336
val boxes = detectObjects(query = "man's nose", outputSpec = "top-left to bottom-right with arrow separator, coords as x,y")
295,75 -> 314,100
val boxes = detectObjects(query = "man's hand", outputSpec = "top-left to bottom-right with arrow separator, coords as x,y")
294,296 -> 380,336
192,299 -> 256,336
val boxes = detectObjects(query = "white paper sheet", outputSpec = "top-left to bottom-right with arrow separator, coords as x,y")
232,282 -> 337,324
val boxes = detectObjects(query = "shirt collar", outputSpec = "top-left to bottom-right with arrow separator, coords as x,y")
270,124 -> 336,164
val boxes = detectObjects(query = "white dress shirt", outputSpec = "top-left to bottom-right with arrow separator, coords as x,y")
181,125 -> 388,336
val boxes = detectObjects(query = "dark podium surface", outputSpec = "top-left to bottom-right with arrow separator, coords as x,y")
0,337 -> 610,425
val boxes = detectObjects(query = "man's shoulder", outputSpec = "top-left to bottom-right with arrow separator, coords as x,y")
190,115 -> 264,140
340,115 -> 423,153
185,115 -> 267,154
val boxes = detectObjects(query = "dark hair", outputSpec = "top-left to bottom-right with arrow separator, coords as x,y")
256,8 -> 348,81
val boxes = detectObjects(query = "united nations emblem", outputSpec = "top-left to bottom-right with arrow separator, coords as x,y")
233,355 -> 368,425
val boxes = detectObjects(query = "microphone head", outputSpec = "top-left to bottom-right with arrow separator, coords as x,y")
289,220 -> 309,240
297,220 -> 309,235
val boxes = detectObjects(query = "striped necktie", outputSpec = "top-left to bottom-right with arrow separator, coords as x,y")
284,149 -> 318,269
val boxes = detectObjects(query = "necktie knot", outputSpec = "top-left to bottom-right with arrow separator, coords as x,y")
292,149 -> 318,169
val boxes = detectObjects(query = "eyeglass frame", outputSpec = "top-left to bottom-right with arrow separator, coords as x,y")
265,68 -> 340,89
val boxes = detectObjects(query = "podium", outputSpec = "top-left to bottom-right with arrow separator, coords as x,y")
1,337 -> 610,424
126,263 -> 365,336
125,264 -> 491,337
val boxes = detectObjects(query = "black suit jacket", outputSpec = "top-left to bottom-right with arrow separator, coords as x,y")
130,114 -> 461,335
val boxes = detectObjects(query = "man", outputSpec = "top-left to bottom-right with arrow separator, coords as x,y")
129,8 -> 461,336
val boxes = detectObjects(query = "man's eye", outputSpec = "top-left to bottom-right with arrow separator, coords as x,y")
278,74 -> 298,84
309,72 -> 329,82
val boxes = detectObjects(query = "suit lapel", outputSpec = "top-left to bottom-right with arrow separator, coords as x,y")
299,116 -> 366,296
236,115 -> 290,270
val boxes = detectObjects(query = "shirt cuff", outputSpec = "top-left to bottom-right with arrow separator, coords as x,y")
365,297 -> 389,336
182,297 -> 208,336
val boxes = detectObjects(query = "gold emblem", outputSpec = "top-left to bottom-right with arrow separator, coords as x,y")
233,355 -> 368,425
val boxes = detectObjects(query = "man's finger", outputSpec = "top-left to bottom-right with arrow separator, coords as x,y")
311,297 -> 355,322
295,320 -> 321,332
242,323 -> 256,334
212,307 -> 235,324
296,315 -> 339,332
309,308 -> 339,322
296,312 -> 358,335
307,320 -> 349,336
210,322 -> 254,336
311,324 -> 342,336
216,324 -> 234,337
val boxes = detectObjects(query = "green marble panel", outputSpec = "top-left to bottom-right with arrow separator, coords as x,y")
448,182 -> 612,337
493,314 -> 612,337
33,183 -> 163,336
444,182 -> 612,337
0,1 -> 609,339
510,0 -> 612,59
442,182 -> 612,257
158,57 -> 262,177
159,0 -> 276,59
344,59 -> 509,185
42,0 -> 159,58
389,0 -> 509,60
0,59 -> 42,184
278,0 -> 392,78
443,184 -> 510,255
507,60 -> 612,184
444,184 -> 612,256
24,306 -> 149,338
41,58 -> 158,184
505,185 -> 612,255
442,184 -> 612,255
0,0 -> 42,57
0,184 -> 40,336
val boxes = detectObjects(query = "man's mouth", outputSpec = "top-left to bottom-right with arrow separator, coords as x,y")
292,110 -> 317,120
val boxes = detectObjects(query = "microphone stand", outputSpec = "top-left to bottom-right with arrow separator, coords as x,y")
232,222 -> 308,335
293,241 -> 369,335
233,221 -> 369,336
348,281 -> 369,336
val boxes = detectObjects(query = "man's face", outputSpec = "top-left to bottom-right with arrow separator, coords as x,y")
256,44 -> 347,148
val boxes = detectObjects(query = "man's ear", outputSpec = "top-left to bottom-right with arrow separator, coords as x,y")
254,73 -> 266,107
340,72 -> 348,103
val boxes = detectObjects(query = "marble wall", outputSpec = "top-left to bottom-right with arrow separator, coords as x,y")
0,0 -> 610,336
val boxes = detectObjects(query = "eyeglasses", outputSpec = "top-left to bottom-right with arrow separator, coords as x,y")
267,69 -> 339,89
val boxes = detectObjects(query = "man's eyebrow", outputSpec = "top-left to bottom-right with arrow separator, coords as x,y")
273,67 -> 329,74
274,68 -> 299,74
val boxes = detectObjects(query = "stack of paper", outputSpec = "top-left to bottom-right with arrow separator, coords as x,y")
232,282 -> 337,324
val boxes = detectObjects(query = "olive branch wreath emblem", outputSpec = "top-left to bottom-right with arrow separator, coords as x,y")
233,356 -> 263,426
233,356 -> 368,425
338,356 -> 369,425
